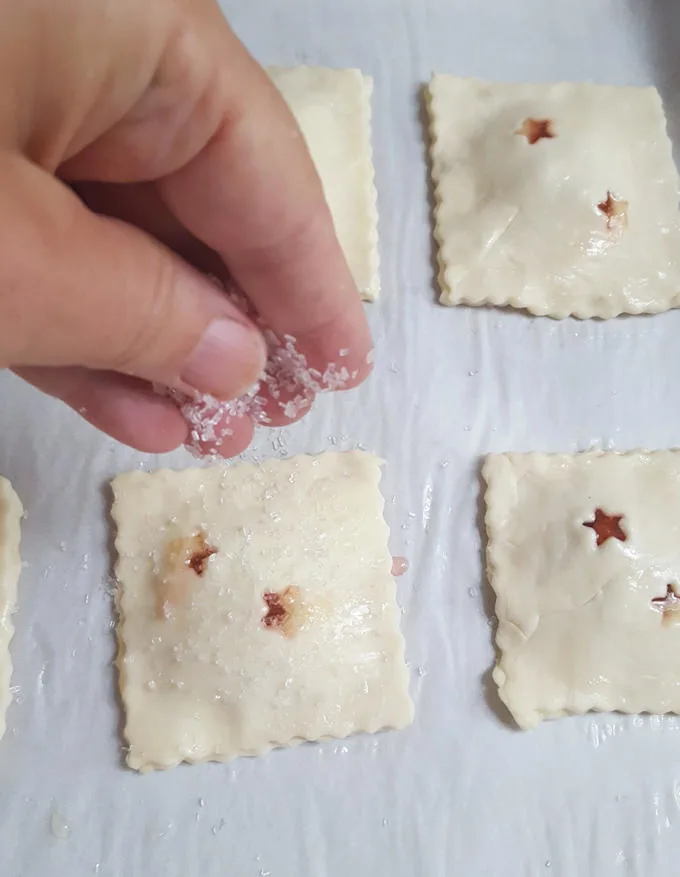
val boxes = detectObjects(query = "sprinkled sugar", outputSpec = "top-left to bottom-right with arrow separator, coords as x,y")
155,278 -> 355,457
165,330 -> 352,458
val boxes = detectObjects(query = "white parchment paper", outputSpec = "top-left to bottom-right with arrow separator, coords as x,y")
2,1 -> 680,874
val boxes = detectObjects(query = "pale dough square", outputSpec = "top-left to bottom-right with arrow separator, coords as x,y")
0,476 -> 22,742
484,451 -> 680,729
112,452 -> 412,771
269,66 -> 380,301
428,75 -> 680,318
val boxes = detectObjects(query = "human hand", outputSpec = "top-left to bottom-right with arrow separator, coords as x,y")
0,0 -> 372,455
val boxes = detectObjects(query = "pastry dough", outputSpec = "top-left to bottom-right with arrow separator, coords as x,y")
428,76 -> 680,318
0,476 -> 22,742
112,452 -> 412,771
484,451 -> 680,728
269,66 -> 380,301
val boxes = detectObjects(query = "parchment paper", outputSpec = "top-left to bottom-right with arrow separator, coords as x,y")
2,1 -> 680,874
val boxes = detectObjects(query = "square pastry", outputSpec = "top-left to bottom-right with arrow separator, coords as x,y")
484,451 -> 680,729
112,452 -> 412,771
269,66 -> 380,301
428,76 -> 680,318
0,476 -> 22,742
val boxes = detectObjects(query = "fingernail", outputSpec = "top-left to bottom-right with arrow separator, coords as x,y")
181,318 -> 265,398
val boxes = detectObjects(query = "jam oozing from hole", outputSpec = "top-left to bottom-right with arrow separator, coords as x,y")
186,533 -> 217,576
596,191 -> 628,230
514,117 -> 556,144
651,584 -> 680,621
156,531 -> 217,619
583,509 -> 627,546
262,585 -> 301,637
263,592 -> 286,627
391,556 -> 409,576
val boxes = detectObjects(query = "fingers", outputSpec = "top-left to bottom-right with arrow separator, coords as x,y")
158,21 -> 373,388
0,153 -> 265,400
14,366 -> 188,453
72,181 -> 229,280
175,393 -> 255,458
69,182 -> 320,428
190,413 -> 253,458
15,365 -> 257,457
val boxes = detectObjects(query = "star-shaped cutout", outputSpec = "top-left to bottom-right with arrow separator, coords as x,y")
156,531 -> 217,619
515,117 -> 556,145
185,532 -> 217,576
263,585 -> 301,637
596,191 -> 628,230
651,584 -> 680,622
583,509 -> 627,546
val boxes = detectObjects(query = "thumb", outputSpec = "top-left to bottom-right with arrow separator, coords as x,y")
0,153 -> 266,399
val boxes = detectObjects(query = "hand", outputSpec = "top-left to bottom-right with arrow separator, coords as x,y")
0,0 -> 372,456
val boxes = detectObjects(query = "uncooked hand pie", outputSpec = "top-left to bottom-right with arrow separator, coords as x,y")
269,66 -> 380,301
483,451 -> 680,729
0,477 -> 22,742
112,452 -> 413,771
428,75 -> 680,318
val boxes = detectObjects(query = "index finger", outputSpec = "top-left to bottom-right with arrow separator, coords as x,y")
159,20 -> 373,390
